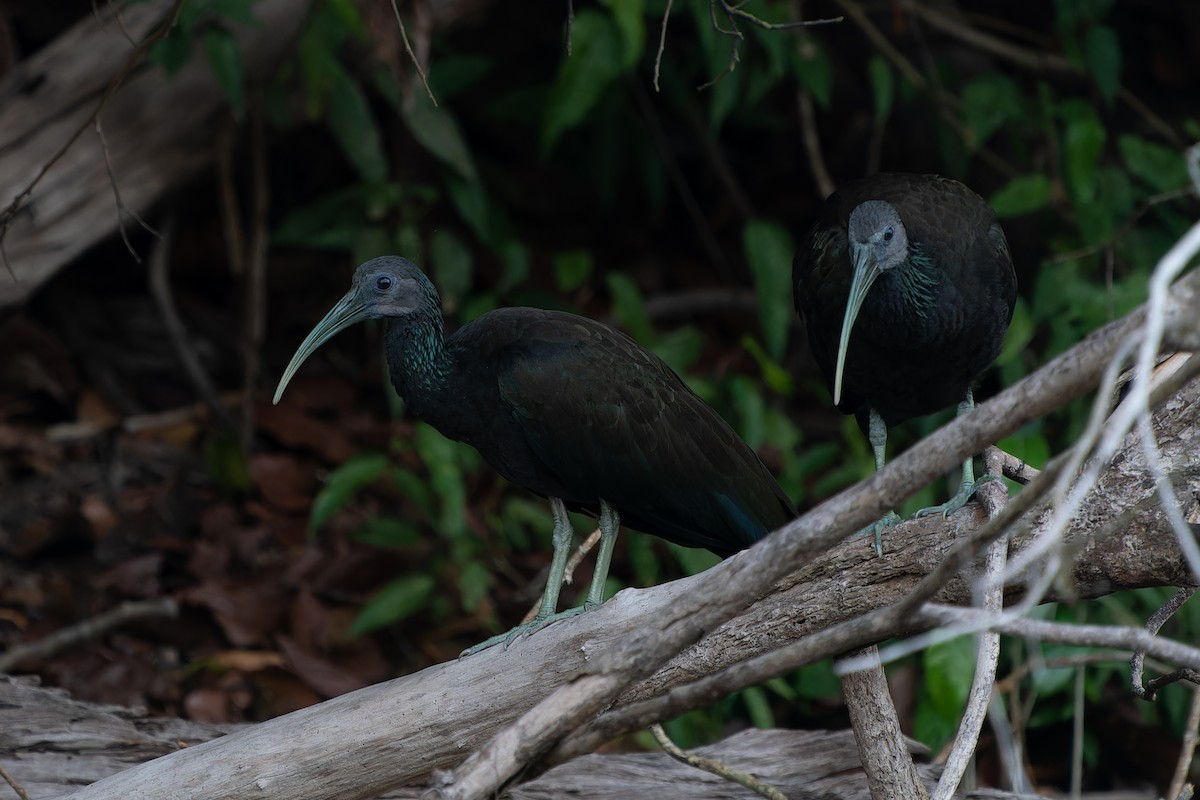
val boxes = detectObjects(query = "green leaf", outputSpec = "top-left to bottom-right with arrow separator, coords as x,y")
868,55 -> 894,121
1085,25 -> 1120,103
666,542 -> 719,575
273,185 -> 374,250
990,174 -> 1052,217
602,0 -> 645,70
457,559 -> 492,612
730,376 -> 765,449
541,10 -> 622,153
152,26 -> 194,74
427,54 -> 495,100
1118,135 -> 1189,192
742,219 -> 795,361
606,272 -> 653,344
202,26 -> 245,118
430,229 -> 474,311
353,517 -> 422,549
1060,101 -> 1106,201
553,250 -> 594,292
923,634 -> 976,718
651,325 -> 704,375
740,335 -> 793,395
326,63 -> 389,184
350,574 -> 436,635
961,73 -> 1021,151
741,686 -> 775,729
794,39 -> 832,108
995,297 -> 1034,367
497,241 -> 530,293
446,177 -> 492,244
793,659 -> 841,700
203,431 -> 252,492
402,94 -> 477,181
309,453 -> 390,532
415,424 -> 469,540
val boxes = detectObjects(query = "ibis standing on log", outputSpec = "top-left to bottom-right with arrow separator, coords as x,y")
275,256 -> 795,652
793,173 -> 1017,552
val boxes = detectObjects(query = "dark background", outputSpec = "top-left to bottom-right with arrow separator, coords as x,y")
2,0 -> 1199,793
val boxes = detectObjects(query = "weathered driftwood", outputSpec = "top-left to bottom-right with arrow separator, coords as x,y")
0,0 -> 489,312
6,363 -> 1193,799
0,0 -> 305,311
0,677 -> 1052,799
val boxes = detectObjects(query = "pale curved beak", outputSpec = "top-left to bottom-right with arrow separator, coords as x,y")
833,245 -> 882,406
273,288 -> 370,404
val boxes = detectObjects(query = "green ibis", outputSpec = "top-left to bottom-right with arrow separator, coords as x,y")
793,173 -> 1016,552
275,256 -> 795,652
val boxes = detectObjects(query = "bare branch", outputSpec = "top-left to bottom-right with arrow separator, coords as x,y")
390,0 -> 437,106
649,723 -> 787,800
653,0 -> 673,92
932,450 -> 1007,800
839,646 -> 928,800
0,598 -> 178,673
1133,587 -> 1199,701
1169,687 -> 1200,800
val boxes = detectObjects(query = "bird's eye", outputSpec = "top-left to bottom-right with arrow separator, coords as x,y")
376,275 -> 392,291
882,226 -> 894,242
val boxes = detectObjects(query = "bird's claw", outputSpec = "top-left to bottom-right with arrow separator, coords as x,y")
459,605 -> 591,657
854,511 -> 902,557
913,473 -> 1002,520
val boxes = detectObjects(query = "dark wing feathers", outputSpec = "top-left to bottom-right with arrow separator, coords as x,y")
489,311 -> 793,554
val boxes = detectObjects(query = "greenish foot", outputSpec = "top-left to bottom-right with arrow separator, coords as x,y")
913,472 -> 1003,520
856,510 -> 902,557
460,604 -> 595,657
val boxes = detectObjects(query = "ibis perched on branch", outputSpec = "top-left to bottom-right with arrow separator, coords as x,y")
275,256 -> 795,652
793,173 -> 1017,552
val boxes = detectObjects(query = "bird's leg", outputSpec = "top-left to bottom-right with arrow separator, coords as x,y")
583,500 -> 619,610
460,497 -> 575,656
533,496 -> 575,620
915,389 -> 998,519
857,408 -> 902,556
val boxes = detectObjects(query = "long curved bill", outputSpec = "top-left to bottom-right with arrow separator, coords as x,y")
273,288 -> 370,404
832,246 -> 882,406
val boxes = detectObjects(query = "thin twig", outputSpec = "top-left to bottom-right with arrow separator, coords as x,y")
1070,667 -> 1085,800
240,91 -> 270,453
147,214 -> 240,432
628,79 -> 728,275
996,449 -> 1040,485
95,117 -> 160,262
1133,587 -> 1199,700
931,450 -> 1007,800
718,0 -> 842,30
0,598 -> 178,673
918,606 -> 1200,668
0,764 -> 32,800
649,723 -> 788,800
564,0 -> 574,56
1168,687 -> 1200,800
797,88 -> 835,199
899,0 -> 1075,74
390,0 -> 437,106
987,693 -> 1034,794
215,116 -> 246,277
997,651 -> 1171,695
653,0 -> 673,92
698,0 -> 742,91
1050,186 -> 1195,264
